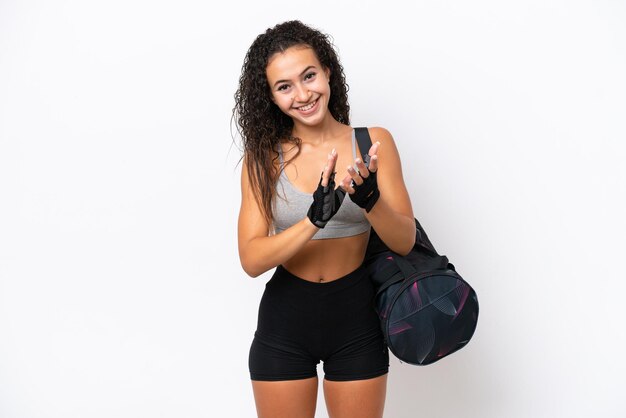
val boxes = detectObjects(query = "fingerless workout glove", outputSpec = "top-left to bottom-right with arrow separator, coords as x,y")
350,169 -> 380,213
307,171 -> 346,228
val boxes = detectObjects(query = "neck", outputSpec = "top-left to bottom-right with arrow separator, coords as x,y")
291,116 -> 346,146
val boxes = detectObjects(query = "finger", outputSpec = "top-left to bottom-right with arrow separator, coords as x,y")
368,141 -> 381,157
328,149 -> 338,175
347,164 -> 364,185
340,175 -> 355,194
368,154 -> 378,173
320,148 -> 337,187
354,158 -> 369,179
334,185 -> 346,201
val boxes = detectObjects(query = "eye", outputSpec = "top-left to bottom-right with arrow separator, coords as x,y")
277,84 -> 290,92
304,72 -> 317,80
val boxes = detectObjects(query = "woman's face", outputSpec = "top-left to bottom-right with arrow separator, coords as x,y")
266,45 -> 331,127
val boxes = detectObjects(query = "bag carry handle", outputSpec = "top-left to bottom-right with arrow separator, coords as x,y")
394,253 -> 450,277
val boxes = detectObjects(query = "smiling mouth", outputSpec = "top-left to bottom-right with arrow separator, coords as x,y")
296,99 -> 318,111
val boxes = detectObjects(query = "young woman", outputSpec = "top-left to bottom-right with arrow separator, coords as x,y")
233,20 -> 415,418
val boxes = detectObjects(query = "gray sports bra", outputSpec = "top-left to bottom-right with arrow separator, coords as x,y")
272,129 -> 371,239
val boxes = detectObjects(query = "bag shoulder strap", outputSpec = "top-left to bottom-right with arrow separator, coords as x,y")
355,126 -> 442,258
354,127 -> 372,167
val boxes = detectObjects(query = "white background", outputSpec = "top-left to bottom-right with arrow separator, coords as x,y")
1,1 -> 625,417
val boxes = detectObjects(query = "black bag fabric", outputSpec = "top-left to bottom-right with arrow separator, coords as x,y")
355,127 -> 479,365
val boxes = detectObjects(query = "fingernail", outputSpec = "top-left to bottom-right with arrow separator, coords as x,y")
376,141 -> 380,145
331,148 -> 336,155
355,158 -> 361,164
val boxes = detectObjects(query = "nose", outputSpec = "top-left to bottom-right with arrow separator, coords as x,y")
293,83 -> 312,103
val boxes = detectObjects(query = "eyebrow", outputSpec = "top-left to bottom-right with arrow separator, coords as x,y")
272,66 -> 317,88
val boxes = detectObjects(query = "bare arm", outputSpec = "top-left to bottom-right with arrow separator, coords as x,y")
340,127 -> 415,255
237,151 -> 339,277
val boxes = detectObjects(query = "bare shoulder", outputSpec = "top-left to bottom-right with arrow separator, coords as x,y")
368,126 -> 393,143
366,126 -> 403,161
368,126 -> 399,151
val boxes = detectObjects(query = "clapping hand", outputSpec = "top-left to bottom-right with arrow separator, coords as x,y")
307,148 -> 346,228
340,141 -> 381,213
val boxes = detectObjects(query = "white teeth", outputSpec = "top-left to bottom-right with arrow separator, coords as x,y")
298,99 -> 317,111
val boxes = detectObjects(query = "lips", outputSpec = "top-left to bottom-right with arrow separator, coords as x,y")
294,98 -> 319,114
298,99 -> 317,111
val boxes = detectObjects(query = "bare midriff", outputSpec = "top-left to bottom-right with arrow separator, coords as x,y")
281,229 -> 370,283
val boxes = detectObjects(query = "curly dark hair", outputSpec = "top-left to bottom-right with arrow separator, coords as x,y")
232,20 -> 351,226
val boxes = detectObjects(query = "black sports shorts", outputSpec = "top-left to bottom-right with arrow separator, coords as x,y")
249,263 -> 389,381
